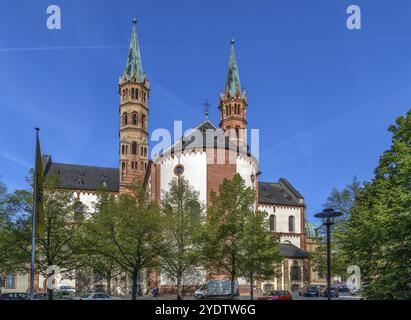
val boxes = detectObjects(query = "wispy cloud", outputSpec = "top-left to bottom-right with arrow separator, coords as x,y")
0,151 -> 31,169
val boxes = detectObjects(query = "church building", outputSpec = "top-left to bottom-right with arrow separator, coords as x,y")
40,18 -> 311,295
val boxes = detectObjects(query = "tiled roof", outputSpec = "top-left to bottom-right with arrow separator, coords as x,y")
279,243 -> 309,258
42,155 -> 119,192
153,119 -> 251,161
258,179 -> 304,206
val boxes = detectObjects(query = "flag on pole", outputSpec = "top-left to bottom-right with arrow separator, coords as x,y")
35,131 -> 45,238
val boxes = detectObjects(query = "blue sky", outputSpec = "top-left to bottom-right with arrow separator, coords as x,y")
0,0 -> 410,224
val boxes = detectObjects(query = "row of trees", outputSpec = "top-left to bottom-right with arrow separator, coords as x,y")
310,110 -> 410,300
0,173 -> 282,300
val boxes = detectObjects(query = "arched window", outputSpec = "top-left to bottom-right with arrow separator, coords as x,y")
289,216 -> 295,233
142,115 -> 146,128
131,88 -> 135,99
136,88 -> 139,99
269,215 -> 276,232
121,162 -> 126,171
132,141 -> 137,155
132,112 -> 138,125
122,145 -> 125,155
235,126 -> 239,140
123,113 -> 128,125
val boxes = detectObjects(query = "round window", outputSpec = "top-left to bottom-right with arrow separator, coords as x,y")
174,164 -> 184,176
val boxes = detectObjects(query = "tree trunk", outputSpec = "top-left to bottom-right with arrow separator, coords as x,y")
132,268 -> 138,300
48,288 -> 54,301
176,274 -> 182,300
230,275 -> 235,300
250,272 -> 254,301
106,276 -> 112,295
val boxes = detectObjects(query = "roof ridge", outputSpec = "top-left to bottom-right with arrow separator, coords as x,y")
51,162 -> 117,171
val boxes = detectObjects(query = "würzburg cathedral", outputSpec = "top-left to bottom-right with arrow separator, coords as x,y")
37,18 -> 321,295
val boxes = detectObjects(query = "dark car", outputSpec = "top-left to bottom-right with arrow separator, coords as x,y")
257,290 -> 292,301
320,286 -> 339,298
0,292 -> 30,300
337,284 -> 350,292
299,286 -> 320,297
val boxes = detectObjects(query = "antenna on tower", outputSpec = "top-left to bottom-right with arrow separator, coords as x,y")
203,99 -> 210,120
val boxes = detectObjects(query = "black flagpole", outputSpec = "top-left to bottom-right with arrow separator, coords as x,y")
30,128 -> 40,300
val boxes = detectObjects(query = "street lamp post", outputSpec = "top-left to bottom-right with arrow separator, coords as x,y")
314,208 -> 343,300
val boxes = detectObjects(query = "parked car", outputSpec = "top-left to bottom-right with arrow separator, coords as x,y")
336,283 -> 350,292
320,286 -> 339,298
32,293 -> 49,300
195,280 -> 239,299
76,292 -> 119,300
0,292 -> 30,300
299,286 -> 320,297
56,285 -> 76,295
257,290 -> 292,301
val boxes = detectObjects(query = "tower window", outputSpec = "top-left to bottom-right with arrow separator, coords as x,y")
121,162 -> 126,171
289,215 -> 295,233
144,147 -> 147,157
123,113 -> 128,125
131,88 -> 135,99
132,141 -> 137,155
142,115 -> 146,129
122,145 -> 125,155
132,113 -> 138,125
136,88 -> 139,99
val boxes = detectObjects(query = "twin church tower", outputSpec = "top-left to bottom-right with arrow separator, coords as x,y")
119,18 -> 248,191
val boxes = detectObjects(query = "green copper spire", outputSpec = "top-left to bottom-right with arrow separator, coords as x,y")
225,39 -> 244,97
121,18 -> 145,83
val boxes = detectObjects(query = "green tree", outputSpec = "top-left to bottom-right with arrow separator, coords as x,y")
311,177 -> 363,281
198,174 -> 280,298
324,176 -> 362,224
2,175 -> 85,300
239,210 -> 282,300
340,111 -> 411,299
160,177 -> 203,300
84,184 -> 162,300
309,240 -> 348,280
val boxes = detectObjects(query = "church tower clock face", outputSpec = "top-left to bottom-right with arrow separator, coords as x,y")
174,164 -> 184,176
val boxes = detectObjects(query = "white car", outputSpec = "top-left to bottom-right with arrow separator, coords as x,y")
77,292 -> 119,300
56,286 -> 76,295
